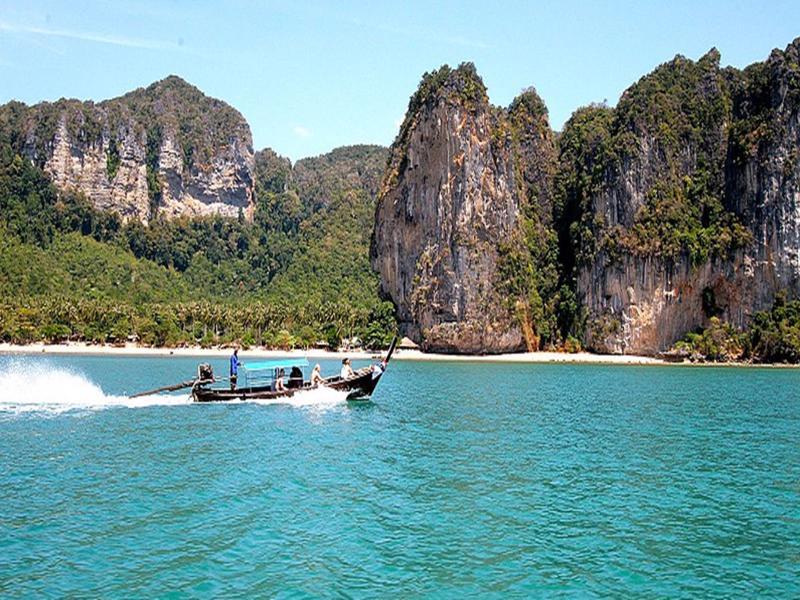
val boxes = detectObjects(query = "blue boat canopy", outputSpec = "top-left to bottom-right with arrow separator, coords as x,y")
242,358 -> 309,372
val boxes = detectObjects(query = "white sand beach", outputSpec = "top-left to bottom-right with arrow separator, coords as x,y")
0,341 -> 666,365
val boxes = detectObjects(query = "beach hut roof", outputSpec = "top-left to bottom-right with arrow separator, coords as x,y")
399,336 -> 419,349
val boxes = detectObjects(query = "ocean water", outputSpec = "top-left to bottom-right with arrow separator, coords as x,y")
0,354 -> 798,598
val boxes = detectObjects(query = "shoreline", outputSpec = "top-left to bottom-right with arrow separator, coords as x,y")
1,341 -> 795,367
0,341 -> 666,364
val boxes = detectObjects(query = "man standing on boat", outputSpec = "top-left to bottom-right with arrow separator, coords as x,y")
230,347 -> 242,390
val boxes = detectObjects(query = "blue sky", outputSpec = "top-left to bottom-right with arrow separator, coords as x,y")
1,1 -> 798,161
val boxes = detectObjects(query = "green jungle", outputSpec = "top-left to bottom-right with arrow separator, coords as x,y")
0,142 -> 396,350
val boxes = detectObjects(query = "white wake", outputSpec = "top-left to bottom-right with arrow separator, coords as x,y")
0,363 -> 188,415
246,385 -> 350,408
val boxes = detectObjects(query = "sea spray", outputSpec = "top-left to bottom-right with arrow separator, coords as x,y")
247,385 -> 350,408
0,360 -> 188,415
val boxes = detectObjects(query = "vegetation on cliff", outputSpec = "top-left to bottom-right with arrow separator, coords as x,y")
374,49 -> 793,354
556,50 -> 752,270
0,76 -> 248,172
728,38 -> 800,169
0,76 -> 254,219
383,63 -> 488,192
553,104 -> 615,269
614,51 -> 752,265
497,88 -> 565,350
122,76 -> 249,170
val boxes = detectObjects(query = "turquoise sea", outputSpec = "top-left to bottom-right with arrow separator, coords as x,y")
0,353 -> 798,598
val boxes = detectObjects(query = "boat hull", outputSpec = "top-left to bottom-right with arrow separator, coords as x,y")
192,368 -> 383,403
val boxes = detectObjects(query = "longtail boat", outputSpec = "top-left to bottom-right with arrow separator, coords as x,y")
189,336 -> 398,402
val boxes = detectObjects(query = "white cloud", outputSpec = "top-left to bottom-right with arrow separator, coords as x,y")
0,19 -> 177,51
293,126 -> 311,138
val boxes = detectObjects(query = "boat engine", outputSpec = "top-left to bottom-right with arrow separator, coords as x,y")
197,363 -> 214,382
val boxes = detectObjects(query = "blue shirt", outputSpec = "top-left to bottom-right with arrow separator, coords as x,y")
230,354 -> 240,376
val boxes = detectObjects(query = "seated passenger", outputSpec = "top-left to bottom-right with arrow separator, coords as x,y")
371,359 -> 387,380
274,368 -> 286,392
340,358 -> 354,379
288,366 -> 304,389
310,364 -> 324,386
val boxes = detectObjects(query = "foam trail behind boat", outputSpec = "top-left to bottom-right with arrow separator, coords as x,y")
247,385 -> 350,408
0,362 -> 189,415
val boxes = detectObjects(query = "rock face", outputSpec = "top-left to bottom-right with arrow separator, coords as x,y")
575,40 -> 800,354
374,40 -> 800,356
726,40 -> 800,308
371,64 -> 556,353
1,76 -> 254,222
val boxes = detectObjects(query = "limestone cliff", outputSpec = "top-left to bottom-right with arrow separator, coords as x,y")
0,76 -> 254,223
374,40 -> 800,356
572,39 -> 800,354
371,64 -> 557,353
726,39 -> 800,311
